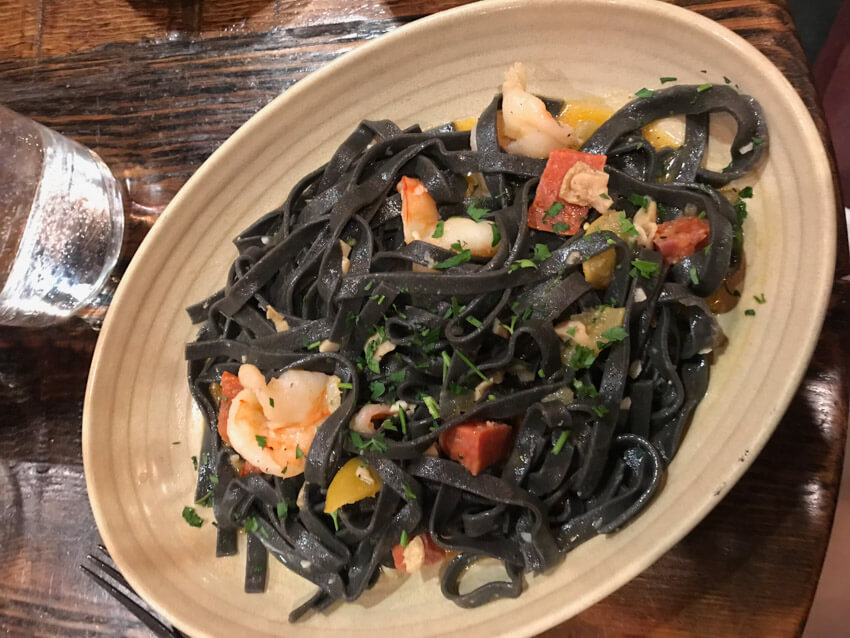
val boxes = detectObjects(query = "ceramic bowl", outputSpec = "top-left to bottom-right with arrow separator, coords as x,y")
83,1 -> 836,635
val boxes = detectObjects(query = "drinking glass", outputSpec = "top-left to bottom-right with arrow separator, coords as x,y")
0,105 -> 125,327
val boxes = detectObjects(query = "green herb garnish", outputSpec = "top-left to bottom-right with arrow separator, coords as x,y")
601,326 -> 628,342
370,381 -> 386,400
466,203 -> 489,222
630,259 -> 659,279
508,259 -> 538,273
552,431 -> 569,454
276,502 -> 289,520
619,211 -> 639,237
660,76 -> 677,83
551,222 -> 570,234
255,435 -> 267,448
569,345 -> 597,370
533,243 -> 551,261
744,309 -> 756,316
628,193 -> 649,209
455,349 -> 489,381
635,88 -> 654,98
400,530 -> 409,547
195,490 -> 214,508
432,220 -> 444,238
403,482 -> 417,500
295,445 -> 304,459
434,248 -> 471,270
423,395 -> 441,420
544,202 -> 565,218
696,83 -> 712,92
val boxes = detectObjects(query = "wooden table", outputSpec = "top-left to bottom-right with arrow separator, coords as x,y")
1,1 -> 847,636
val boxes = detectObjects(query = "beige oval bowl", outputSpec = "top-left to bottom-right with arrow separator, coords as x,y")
83,0 -> 836,636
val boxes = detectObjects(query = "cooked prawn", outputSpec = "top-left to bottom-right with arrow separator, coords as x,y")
500,63 -> 575,159
227,364 -> 341,477
397,176 -> 499,259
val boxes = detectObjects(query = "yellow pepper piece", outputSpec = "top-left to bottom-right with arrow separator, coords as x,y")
582,210 -> 626,289
558,99 -> 614,145
453,117 -> 477,132
324,458 -> 382,513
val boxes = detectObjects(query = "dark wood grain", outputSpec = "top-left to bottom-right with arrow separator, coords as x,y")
0,1 -> 845,636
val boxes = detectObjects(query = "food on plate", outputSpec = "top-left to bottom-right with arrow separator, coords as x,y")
185,62 -> 767,620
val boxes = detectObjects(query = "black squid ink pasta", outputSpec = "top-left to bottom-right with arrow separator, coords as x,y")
184,66 -> 767,621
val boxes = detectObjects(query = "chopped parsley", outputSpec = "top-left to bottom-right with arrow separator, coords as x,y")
195,490 -> 214,508
628,193 -> 649,209
724,76 -> 732,84
295,445 -> 304,459
350,431 -> 389,454
466,203 -> 489,222
601,326 -> 628,342
551,222 -> 570,234
552,431 -> 569,455
599,192 -> 611,200
619,211 -> 639,237
744,309 -> 756,316
466,316 -> 482,328
491,223 -> 501,247
630,258 -> 659,279
432,220 -> 444,238
398,407 -> 407,435
276,502 -> 289,520
191,455 -> 198,471
533,243 -> 552,261
255,435 -> 267,448
544,202 -> 565,218
573,378 -> 598,398
434,248 -> 471,270
244,517 -> 258,533
593,404 -> 610,418
660,76 -> 677,83
508,259 -> 538,273
455,349 -> 489,381
635,88 -> 654,98
751,136 -> 764,147
330,510 -> 339,531
689,266 -> 700,285
388,370 -> 406,384
369,381 -> 386,400
423,395 -> 441,420
738,186 -> 754,199
403,482 -> 417,501
569,345 -> 597,370
754,293 -> 766,304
